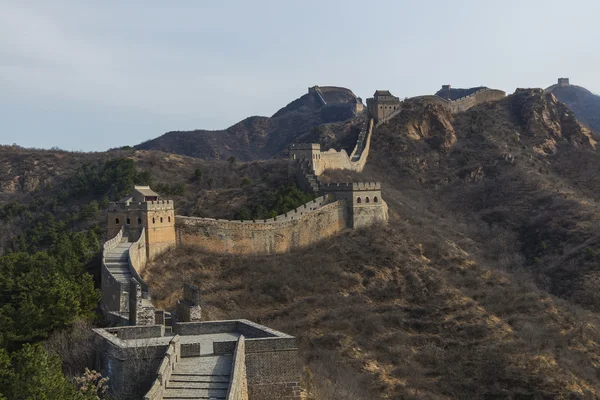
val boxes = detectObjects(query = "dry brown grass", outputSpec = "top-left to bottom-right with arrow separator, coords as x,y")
143,90 -> 600,398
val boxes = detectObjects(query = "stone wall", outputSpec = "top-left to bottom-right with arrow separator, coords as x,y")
143,335 -> 181,400
101,227 -> 126,313
245,345 -> 301,400
448,88 -> 506,113
129,279 -> 155,326
176,198 -> 347,255
176,283 -> 202,322
289,117 -> 374,177
226,336 -> 249,400
145,201 -> 176,260
93,327 -> 169,400
128,228 -> 148,292
322,182 -> 388,229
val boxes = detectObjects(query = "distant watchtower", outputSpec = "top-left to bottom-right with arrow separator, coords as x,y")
322,182 -> 388,229
366,90 -> 401,123
107,186 -> 176,260
558,78 -> 570,87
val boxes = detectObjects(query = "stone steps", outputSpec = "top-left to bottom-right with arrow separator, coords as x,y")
169,375 -> 230,383
163,355 -> 232,400
167,381 -> 229,389
162,387 -> 227,399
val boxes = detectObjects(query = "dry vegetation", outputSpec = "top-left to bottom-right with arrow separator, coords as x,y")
5,88 -> 600,398
143,89 -> 600,399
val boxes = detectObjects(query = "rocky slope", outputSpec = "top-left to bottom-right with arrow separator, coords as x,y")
143,88 -> 600,399
5,85 -> 600,399
134,87 -> 362,161
546,81 -> 600,133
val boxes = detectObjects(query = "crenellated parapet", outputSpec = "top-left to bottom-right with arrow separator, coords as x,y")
322,182 -> 381,191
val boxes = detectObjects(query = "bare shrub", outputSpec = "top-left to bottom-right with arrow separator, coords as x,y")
45,319 -> 97,378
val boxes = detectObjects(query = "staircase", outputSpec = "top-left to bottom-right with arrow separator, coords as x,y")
104,242 -> 133,297
298,160 -> 321,194
163,355 -> 232,399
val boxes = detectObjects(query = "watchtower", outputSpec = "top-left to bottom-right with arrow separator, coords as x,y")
558,78 -> 570,87
441,85 -> 451,90
322,182 -> 388,229
107,186 -> 176,260
366,90 -> 401,123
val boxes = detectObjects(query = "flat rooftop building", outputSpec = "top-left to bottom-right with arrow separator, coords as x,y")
94,319 -> 301,400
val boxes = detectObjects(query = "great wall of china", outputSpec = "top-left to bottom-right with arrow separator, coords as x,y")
94,84 -> 507,400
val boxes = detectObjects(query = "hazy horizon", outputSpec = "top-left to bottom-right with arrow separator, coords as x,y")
1,0 -> 599,151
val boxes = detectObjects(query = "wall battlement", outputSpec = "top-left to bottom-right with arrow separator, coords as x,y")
289,143 -> 321,151
322,182 -> 381,191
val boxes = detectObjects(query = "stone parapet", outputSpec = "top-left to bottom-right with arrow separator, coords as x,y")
143,335 -> 181,400
322,182 -> 381,191
226,336 -> 248,400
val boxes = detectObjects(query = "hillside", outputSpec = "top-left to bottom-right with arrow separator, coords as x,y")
141,88 -> 600,399
133,86 -> 363,161
546,79 -> 600,133
6,86 -> 600,399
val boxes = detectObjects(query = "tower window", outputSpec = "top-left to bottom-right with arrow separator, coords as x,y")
366,197 -> 370,203
160,217 -> 163,223
168,216 -> 171,222
152,218 -> 155,224
126,218 -> 131,225
115,218 -> 120,224
374,196 -> 379,203
137,217 -> 142,224
357,197 -> 362,204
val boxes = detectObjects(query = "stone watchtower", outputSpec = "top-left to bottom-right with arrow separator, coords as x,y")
366,90 -> 401,123
107,186 -> 176,260
322,182 -> 388,229
558,78 -> 570,87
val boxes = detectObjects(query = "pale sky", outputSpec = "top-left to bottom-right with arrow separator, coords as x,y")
1,0 -> 599,151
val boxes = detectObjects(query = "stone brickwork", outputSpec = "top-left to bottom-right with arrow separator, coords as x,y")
448,88 -> 506,113
94,320 -> 300,400
176,198 -> 347,255
176,283 -> 202,322
322,182 -> 388,229
129,278 -> 155,326
246,350 -> 301,400
107,187 -> 176,261
226,336 -> 249,400
366,90 -> 401,122
143,335 -> 181,400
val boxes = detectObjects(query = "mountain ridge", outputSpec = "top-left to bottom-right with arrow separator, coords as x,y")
133,86 -> 363,161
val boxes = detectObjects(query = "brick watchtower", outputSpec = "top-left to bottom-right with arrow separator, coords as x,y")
322,182 -> 388,229
107,186 -> 176,260
366,90 -> 401,123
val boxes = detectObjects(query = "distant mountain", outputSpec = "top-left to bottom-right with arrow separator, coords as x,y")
546,78 -> 600,133
134,86 -> 363,161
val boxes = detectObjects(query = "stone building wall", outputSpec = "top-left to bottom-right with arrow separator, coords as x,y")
176,199 -> 347,255
107,200 -> 176,260
94,329 -> 168,399
322,182 -> 388,229
145,201 -> 177,260
449,88 -> 506,113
